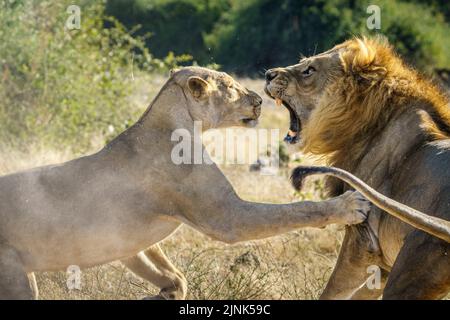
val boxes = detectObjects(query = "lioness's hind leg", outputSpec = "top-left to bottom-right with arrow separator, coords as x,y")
0,243 -> 33,300
28,272 -> 39,299
122,244 -> 187,300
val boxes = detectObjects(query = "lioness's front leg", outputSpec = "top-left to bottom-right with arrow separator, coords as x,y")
181,190 -> 370,244
121,244 -> 187,300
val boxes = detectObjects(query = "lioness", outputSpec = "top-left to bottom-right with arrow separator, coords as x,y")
265,37 -> 450,299
0,67 -> 370,299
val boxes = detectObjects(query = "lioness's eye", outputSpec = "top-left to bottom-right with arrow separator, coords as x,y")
302,66 -> 316,77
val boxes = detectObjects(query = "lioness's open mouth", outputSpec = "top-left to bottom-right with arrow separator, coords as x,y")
241,117 -> 258,127
242,118 -> 256,124
275,98 -> 301,144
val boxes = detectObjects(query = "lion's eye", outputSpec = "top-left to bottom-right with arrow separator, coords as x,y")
302,66 -> 316,77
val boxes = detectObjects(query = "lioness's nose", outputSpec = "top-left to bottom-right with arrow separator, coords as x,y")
265,69 -> 279,82
249,91 -> 262,106
256,96 -> 263,105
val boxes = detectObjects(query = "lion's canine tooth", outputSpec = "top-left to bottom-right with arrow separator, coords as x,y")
275,98 -> 282,106
288,130 -> 297,137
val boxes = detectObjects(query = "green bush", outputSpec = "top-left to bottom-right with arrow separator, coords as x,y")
374,0 -> 450,72
104,0 -> 450,75
105,0 -> 230,65
205,0 -> 358,74
410,0 -> 450,22
1,0 -> 448,153
206,0 -> 450,74
0,0 -> 172,153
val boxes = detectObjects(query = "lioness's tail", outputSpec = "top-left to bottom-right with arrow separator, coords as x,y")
291,166 -> 450,243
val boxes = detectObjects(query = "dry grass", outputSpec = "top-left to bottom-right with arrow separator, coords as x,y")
3,76 -> 444,300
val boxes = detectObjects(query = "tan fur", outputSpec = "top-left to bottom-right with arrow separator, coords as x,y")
0,67 -> 370,299
302,36 -> 450,165
265,37 -> 450,299
291,166 -> 450,243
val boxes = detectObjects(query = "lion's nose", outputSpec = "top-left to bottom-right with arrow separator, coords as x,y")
265,69 -> 279,82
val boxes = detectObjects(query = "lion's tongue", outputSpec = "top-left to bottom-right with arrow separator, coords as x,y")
284,129 -> 298,143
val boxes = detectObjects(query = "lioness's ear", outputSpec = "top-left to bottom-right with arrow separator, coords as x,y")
187,76 -> 210,99
170,68 -> 181,76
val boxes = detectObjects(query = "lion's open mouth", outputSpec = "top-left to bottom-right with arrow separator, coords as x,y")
275,98 -> 301,144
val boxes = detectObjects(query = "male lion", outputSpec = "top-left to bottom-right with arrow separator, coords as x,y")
265,37 -> 450,299
0,67 -> 370,299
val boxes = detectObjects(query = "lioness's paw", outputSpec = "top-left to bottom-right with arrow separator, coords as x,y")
337,191 -> 371,225
142,295 -> 166,300
142,287 -> 186,300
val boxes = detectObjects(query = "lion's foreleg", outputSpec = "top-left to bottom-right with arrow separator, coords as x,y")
349,268 -> 388,299
320,225 -> 383,300
0,243 -> 34,300
121,245 -> 187,300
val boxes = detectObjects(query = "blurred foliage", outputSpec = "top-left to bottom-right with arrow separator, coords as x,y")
411,0 -> 450,22
107,0 -> 450,75
373,0 -> 450,72
1,0 -> 449,151
105,0 -> 231,65
0,0 -> 178,152
206,0 -> 360,74
206,0 -> 450,74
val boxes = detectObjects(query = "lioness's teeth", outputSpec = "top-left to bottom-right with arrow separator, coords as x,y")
275,98 -> 282,106
288,130 -> 297,137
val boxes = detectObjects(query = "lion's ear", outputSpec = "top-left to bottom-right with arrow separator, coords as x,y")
354,38 -> 376,67
341,37 -> 377,72
187,76 -> 210,100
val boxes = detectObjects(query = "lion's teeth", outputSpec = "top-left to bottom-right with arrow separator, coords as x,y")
288,130 -> 297,137
275,98 -> 282,106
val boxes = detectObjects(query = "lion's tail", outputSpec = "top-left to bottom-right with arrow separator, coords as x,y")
291,166 -> 450,243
